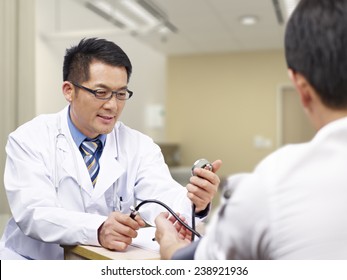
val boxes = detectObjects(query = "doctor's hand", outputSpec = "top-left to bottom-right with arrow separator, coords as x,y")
154,212 -> 192,260
98,211 -> 146,251
187,159 -> 222,213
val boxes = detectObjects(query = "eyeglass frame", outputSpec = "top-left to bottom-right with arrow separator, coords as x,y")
70,82 -> 133,101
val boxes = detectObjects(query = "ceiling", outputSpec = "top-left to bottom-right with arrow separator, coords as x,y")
67,0 -> 290,56
139,0 -> 287,55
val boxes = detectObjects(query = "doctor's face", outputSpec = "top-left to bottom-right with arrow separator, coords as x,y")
64,60 -> 128,139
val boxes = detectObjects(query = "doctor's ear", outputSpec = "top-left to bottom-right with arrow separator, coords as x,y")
62,81 -> 74,103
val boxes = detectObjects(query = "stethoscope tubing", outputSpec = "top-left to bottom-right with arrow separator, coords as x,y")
134,199 -> 202,238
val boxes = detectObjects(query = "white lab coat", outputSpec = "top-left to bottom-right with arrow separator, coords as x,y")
0,106 -> 193,259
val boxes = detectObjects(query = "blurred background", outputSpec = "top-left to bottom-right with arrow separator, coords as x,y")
0,0 -> 315,232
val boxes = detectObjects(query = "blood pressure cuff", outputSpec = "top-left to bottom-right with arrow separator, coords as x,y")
171,239 -> 201,260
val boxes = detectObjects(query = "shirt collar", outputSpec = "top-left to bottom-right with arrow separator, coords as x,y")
67,106 -> 106,148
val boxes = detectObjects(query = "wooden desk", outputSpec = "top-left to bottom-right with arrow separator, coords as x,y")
63,222 -> 203,260
63,244 -> 160,260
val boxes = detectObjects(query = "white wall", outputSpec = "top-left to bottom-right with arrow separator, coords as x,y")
36,0 -> 167,141
1,0 -> 36,217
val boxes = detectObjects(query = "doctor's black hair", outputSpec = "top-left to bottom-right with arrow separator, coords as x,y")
63,37 -> 132,83
285,0 -> 347,109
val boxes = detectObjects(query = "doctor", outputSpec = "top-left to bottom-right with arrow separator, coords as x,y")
0,37 -> 222,260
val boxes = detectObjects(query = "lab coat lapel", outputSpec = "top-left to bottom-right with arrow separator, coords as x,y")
91,130 -> 125,201
58,108 -> 94,196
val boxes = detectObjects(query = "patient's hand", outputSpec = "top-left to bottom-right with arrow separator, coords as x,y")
154,212 -> 192,260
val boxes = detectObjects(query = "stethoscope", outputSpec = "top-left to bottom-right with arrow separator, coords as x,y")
130,158 -> 213,241
54,117 -> 121,213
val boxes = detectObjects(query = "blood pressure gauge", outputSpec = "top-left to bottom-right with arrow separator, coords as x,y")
191,159 -> 213,176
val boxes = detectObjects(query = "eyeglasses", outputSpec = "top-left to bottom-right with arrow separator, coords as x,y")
71,82 -> 133,101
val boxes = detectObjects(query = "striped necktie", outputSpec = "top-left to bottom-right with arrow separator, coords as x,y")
80,139 -> 101,187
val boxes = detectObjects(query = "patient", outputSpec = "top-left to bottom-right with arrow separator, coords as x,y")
154,0 -> 347,260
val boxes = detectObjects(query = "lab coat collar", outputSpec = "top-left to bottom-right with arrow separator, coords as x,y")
58,107 -> 95,196
91,130 -> 125,201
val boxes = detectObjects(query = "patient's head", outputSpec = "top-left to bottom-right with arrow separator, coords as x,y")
285,0 -> 347,109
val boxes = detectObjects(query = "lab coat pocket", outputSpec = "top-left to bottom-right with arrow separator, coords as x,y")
104,185 -> 134,214
118,195 -> 134,214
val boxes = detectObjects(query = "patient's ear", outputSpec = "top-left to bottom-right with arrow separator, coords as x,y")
288,69 -> 312,109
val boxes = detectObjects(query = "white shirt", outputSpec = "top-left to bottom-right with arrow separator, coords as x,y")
0,106 -> 194,260
196,117 -> 347,259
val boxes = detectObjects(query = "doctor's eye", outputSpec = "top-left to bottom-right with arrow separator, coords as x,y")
116,91 -> 127,98
94,90 -> 110,99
